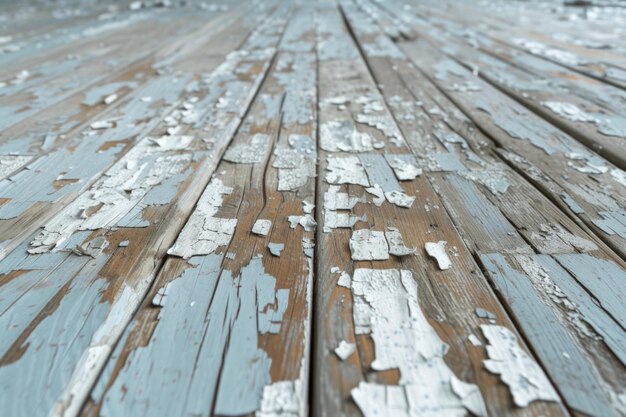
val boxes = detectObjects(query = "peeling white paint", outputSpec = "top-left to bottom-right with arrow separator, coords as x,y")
256,380 -> 303,417
365,184 -> 385,206
252,219 -> 272,236
334,340 -> 356,360
481,324 -> 559,407
350,230 -> 389,260
323,185 -> 367,232
29,138 -> 193,253
425,241 -> 452,270
325,156 -> 370,186
167,178 -> 237,259
288,215 -> 316,232
385,227 -> 416,256
355,113 -> 404,146
350,268 -> 486,417
320,120 -> 382,152
385,190 -> 415,208
0,154 -> 32,179
385,155 -> 422,180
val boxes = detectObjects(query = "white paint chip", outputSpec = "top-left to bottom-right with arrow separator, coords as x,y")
425,241 -> 452,270
252,219 -> 272,236
334,340 -> 356,361
386,156 -> 422,180
167,178 -> 237,259
288,215 -> 316,232
385,227 -> 416,256
350,230 -> 389,260
104,93 -> 118,105
325,156 -> 370,186
365,184 -> 385,206
481,324 -> 559,407
384,190 -> 415,208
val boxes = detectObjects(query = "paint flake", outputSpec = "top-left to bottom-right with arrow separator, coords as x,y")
334,340 -> 356,360
167,178 -> 237,259
325,156 -> 370,186
252,219 -> 272,236
320,120 -> 382,152
481,324 -> 559,407
288,215 -> 316,232
350,230 -> 389,260
385,227 -> 416,256
385,155 -> 422,180
425,241 -> 452,270
268,243 -> 284,257
384,190 -> 415,208
365,184 -> 385,206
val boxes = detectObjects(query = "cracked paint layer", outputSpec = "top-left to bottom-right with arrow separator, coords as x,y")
325,155 -> 370,186
349,230 -> 389,261
252,219 -> 273,236
350,268 -> 486,417
481,324 -> 559,407
167,178 -> 236,259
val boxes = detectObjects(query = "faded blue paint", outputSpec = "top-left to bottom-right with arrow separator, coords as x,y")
444,175 -> 531,253
536,255 -> 626,366
94,254 -> 236,417
0,254 -> 111,417
480,253 -> 616,417
555,253 -> 626,329
359,154 -> 402,193
215,256 -> 288,415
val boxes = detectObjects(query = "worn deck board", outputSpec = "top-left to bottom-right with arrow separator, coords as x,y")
1,1 -> 626,417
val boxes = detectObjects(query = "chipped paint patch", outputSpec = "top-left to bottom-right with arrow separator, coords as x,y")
0,154 -> 32,179
288,215 -> 317,232
323,185 -> 367,232
216,256 -> 290,414
385,227 -> 416,256
325,156 -> 370,186
252,219 -> 273,236
268,243 -> 284,257
256,380 -> 303,417
481,324 -> 559,407
350,230 -> 389,261
30,139 -> 193,253
334,340 -> 356,361
320,120 -> 382,152
273,135 -> 316,192
425,241 -> 452,270
384,154 -> 422,180
350,268 -> 486,416
384,190 -> 415,208
167,178 -> 236,259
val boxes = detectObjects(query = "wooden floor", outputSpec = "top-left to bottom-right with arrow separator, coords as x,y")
1,0 -> 626,416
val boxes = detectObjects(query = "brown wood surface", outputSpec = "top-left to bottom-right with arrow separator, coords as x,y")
1,1 -> 626,417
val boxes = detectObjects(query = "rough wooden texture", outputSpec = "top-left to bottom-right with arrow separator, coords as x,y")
1,1 -> 626,417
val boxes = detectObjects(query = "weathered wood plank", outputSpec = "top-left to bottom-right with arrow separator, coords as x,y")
0,2 -> 276,260
398,38 -> 626,262
0,6 -> 287,416
313,3 -> 565,416
83,5 -> 317,417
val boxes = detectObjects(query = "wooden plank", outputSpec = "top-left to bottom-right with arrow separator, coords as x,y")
313,3 -> 566,416
0,6 -> 287,416
398,38 -> 626,263
343,4 -> 626,417
0,2 -> 275,261
385,9 -> 626,170
83,5 -> 317,417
